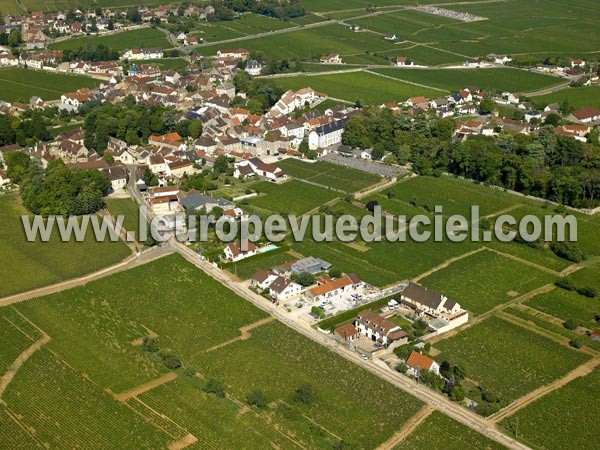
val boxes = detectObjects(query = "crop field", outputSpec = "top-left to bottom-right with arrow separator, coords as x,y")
0,68 -> 100,103
277,158 -> 381,192
50,28 -> 172,51
15,254 -> 267,391
525,288 -> 600,329
192,320 -> 423,448
273,71 -> 442,104
381,176 -> 517,218
135,57 -> 189,70
567,264 -> 600,293
420,249 -> 556,315
0,254 -> 468,448
197,23 -> 401,63
373,68 -> 564,94
531,86 -> 600,110
0,195 -> 130,298
247,180 -> 341,215
398,411 -> 506,450
434,316 -> 590,404
105,197 -> 143,242
500,367 -> 600,450
192,23 -> 247,42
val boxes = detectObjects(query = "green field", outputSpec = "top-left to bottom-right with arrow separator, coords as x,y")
277,158 -> 381,192
500,367 -> 600,450
398,411 -> 506,450
1,254 -> 440,449
247,180 -> 341,215
373,68 -> 564,94
531,86 -> 600,110
105,197 -> 143,242
223,247 -> 298,280
0,195 -> 130,298
421,249 -> 556,315
526,287 -> 600,329
273,71 -> 442,104
0,68 -> 100,102
435,316 -> 590,404
50,28 -> 172,51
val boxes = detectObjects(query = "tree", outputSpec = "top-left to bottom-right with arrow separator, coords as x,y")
203,379 -> 225,397
395,362 -> 408,374
328,268 -> 342,278
247,389 -> 267,408
142,167 -> 159,187
290,271 -> 315,287
0,114 -> 16,146
371,143 -> 385,160
4,151 -> 30,184
478,96 -> 495,115
551,241 -> 585,262
449,386 -> 466,402
141,337 -> 159,352
159,352 -> 182,370
294,382 -> 314,405
7,29 -> 21,47
213,154 -> 229,174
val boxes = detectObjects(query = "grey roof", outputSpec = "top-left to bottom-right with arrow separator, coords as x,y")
180,192 -> 233,210
402,282 -> 444,310
291,257 -> 331,272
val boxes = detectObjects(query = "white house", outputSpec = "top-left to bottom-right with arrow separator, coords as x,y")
121,48 -> 164,60
0,170 -> 11,187
400,282 -> 462,317
268,276 -> 302,302
306,274 -> 364,303
251,269 -> 278,290
396,56 -> 413,67
245,60 -> 263,76
354,310 -> 408,346
320,53 -> 342,64
223,240 -> 258,262
308,118 -> 346,150
406,351 -> 440,377
569,107 -> 600,124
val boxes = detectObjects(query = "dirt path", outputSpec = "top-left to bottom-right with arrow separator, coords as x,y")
167,433 -> 197,450
109,372 -> 178,401
202,317 -> 276,353
488,357 -> 600,424
377,405 -> 434,449
484,246 -> 560,276
0,330 -> 50,399
412,247 -> 486,283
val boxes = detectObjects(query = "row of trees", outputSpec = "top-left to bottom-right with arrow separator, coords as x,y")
208,0 -> 305,21
0,110 -> 55,147
342,107 -> 600,208
60,44 -> 120,62
232,71 -> 283,114
6,153 -> 110,216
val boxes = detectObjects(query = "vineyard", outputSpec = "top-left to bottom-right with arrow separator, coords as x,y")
434,316 -> 590,404
500,367 -> 600,450
398,411 -> 506,450
525,288 -> 600,329
247,180 -> 341,215
193,320 -> 424,448
420,249 -> 556,315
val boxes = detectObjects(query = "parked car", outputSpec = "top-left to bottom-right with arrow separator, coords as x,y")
360,353 -> 368,360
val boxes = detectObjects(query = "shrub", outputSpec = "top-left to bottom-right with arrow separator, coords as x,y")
551,241 -> 585,263
160,352 -> 182,370
576,286 -> 597,298
247,389 -> 267,408
141,337 -> 159,353
555,278 -> 574,291
395,363 -> 408,374
203,379 -> 225,397
294,382 -> 314,405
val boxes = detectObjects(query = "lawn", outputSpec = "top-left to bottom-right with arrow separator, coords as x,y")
500,367 -> 600,450
0,194 -> 130,298
50,28 -> 172,51
1,253 -> 437,449
0,68 -> 100,102
273,71 -> 442,104
525,287 -> 600,329
373,68 -> 564,94
434,316 -> 590,404
398,411 -> 506,450
277,158 -> 381,192
420,249 -> 556,315
247,180 -> 341,215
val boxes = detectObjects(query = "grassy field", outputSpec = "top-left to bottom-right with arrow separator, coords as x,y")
0,68 -> 100,102
531,86 -> 600,110
373,68 -> 564,94
434,316 -> 590,404
273,71 -> 442,104
525,287 -> 600,329
0,253 -> 445,449
500,367 -> 600,450
50,28 -> 172,51
398,411 -> 506,450
247,180 -> 341,215
0,195 -> 130,298
277,158 -> 381,192
420,249 -> 556,315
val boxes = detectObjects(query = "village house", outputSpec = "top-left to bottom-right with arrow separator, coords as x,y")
334,323 -> 359,343
223,240 -> 258,261
405,351 -> 440,377
179,190 -> 234,213
251,269 -> 279,290
101,165 -> 128,192
245,60 -> 263,76
268,276 -> 302,302
121,48 -> 164,60
60,88 -> 94,111
216,48 -> 249,60
308,118 -> 347,150
320,53 -> 342,64
291,257 -> 332,275
569,107 -> 600,124
395,56 -> 413,67
234,158 -> 285,181
354,310 -> 408,346
0,169 -> 11,187
307,274 -> 364,303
